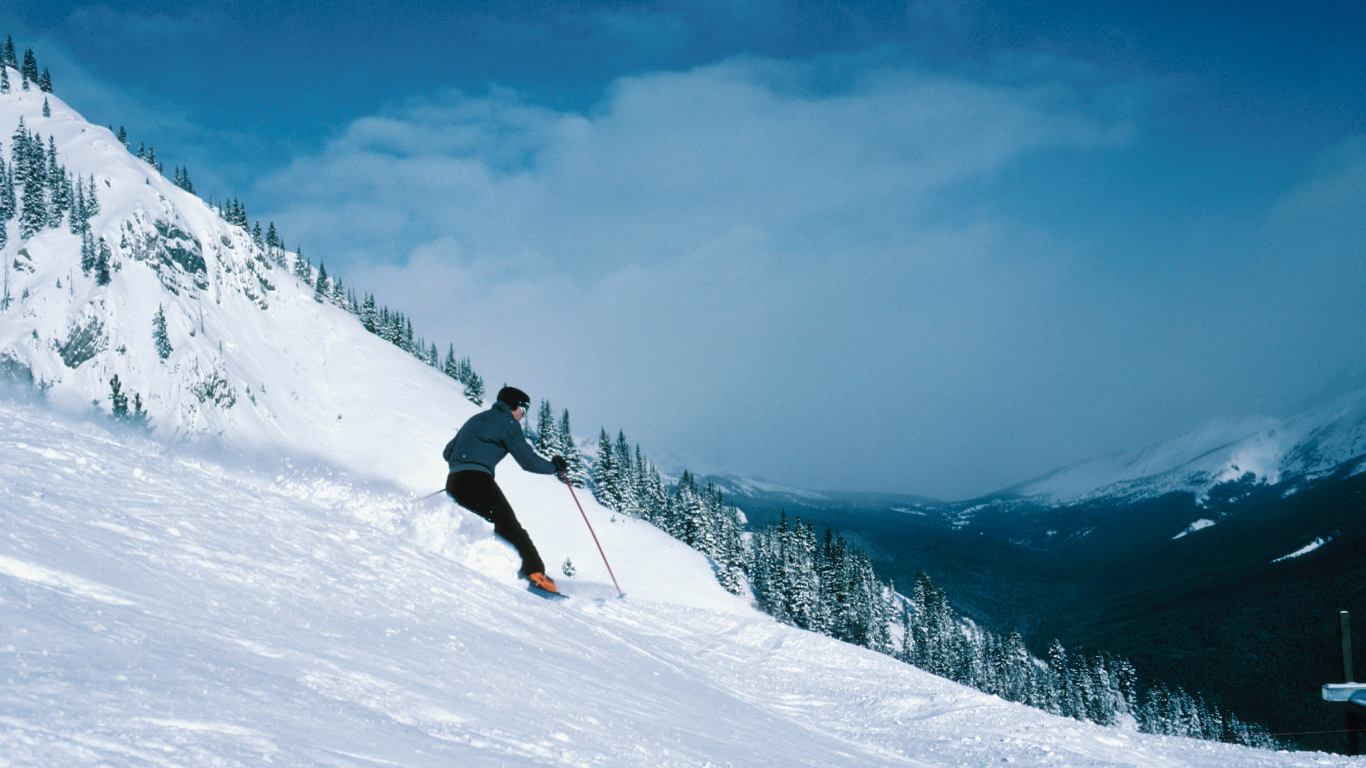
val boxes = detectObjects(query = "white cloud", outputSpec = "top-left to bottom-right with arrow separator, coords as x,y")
251,53 -> 1143,497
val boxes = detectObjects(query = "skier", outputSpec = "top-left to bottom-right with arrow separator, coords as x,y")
444,386 -> 569,595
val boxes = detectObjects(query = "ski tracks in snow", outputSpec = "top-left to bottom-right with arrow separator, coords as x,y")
2,399 -> 1363,767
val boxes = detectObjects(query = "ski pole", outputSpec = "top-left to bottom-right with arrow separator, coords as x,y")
415,488 -> 446,502
559,471 -> 623,596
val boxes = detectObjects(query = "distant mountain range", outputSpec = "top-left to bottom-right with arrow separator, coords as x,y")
702,387 -> 1366,754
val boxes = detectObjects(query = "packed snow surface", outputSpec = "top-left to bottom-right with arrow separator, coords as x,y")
3,398 -> 1361,767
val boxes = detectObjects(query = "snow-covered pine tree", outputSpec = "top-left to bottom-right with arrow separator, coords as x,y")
38,68 -> 50,93
46,138 -> 68,228
292,249 -> 313,287
173,166 -> 195,194
17,156 -> 46,239
83,175 -> 99,218
0,156 -> 13,224
108,374 -> 128,417
20,49 -> 37,83
465,373 -> 484,406
330,276 -> 348,309
644,461 -> 670,522
0,65 -> 8,94
2,37 -> 14,69
535,400 -> 560,456
615,433 -> 644,519
79,231 -> 94,275
41,97 -> 49,117
116,126 -> 127,146
68,181 -> 85,236
313,261 -> 329,302
95,238 -> 112,286
592,428 -> 620,511
1046,639 -> 1073,717
558,409 -> 589,487
153,305 -> 172,360
360,294 -> 377,332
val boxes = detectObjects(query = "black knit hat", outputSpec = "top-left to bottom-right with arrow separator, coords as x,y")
497,386 -> 530,410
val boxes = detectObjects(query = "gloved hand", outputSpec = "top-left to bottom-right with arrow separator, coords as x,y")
552,455 -> 569,474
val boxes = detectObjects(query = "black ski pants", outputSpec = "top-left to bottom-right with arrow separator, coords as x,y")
447,470 -> 545,576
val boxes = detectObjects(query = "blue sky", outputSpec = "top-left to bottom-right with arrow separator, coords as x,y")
5,0 -> 1365,499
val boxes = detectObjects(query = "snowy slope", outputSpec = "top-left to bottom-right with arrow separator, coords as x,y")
0,74 -> 471,494
1009,386 -> 1366,505
3,396 -> 1358,767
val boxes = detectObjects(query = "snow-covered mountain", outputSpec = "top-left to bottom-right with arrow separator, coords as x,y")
1004,386 -> 1366,506
0,80 -> 461,493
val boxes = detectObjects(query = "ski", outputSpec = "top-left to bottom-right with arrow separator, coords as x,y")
527,583 -> 569,600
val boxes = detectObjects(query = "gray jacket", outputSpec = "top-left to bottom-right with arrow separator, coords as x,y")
443,401 -> 557,478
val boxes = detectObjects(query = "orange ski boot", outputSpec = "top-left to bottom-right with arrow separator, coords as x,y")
527,572 -> 560,595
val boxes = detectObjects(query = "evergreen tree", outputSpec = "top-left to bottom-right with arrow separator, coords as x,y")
0,156 -> 14,223
21,49 -> 37,84
41,97 -> 49,117
109,374 -> 128,418
251,220 -> 262,247
38,68 -> 50,93
84,175 -> 100,218
95,237 -> 112,285
330,275 -> 348,309
559,409 -> 589,487
293,249 -> 313,286
68,181 -> 86,236
535,400 -> 561,455
136,142 -> 145,160
360,294 -> 378,331
443,345 -> 459,379
153,305 -> 172,360
17,158 -> 46,239
79,230 -> 95,275
45,137 -> 66,227
592,428 -> 620,510
116,126 -> 127,146
313,261 -> 329,302
2,37 -> 15,69
614,432 -> 643,519
0,65 -> 8,94
173,166 -> 195,194
465,372 -> 484,405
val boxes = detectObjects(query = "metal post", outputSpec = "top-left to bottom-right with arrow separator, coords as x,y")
1345,612 -> 1361,757
1344,612 -> 1355,683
